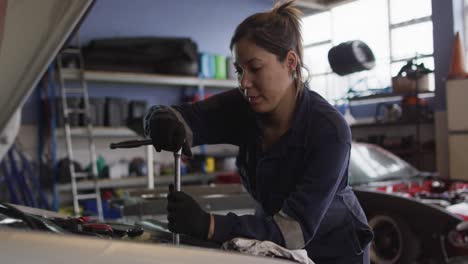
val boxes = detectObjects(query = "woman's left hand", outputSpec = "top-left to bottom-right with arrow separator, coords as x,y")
167,186 -> 210,240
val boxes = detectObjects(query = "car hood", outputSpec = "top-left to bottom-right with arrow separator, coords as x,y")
0,0 -> 94,160
0,229 -> 290,264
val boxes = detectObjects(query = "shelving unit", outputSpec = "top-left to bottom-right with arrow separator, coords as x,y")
55,126 -> 238,157
343,89 -> 437,172
54,69 -> 240,206
56,127 -> 138,138
348,91 -> 434,106
61,69 -> 239,88
56,172 -> 219,192
350,120 -> 434,128
351,121 -> 435,171
56,69 -> 240,149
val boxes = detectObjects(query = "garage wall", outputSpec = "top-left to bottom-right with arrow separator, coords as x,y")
432,0 -> 464,177
23,0 -> 272,123
77,0 -> 271,55
20,0 -> 466,169
19,0 -> 272,165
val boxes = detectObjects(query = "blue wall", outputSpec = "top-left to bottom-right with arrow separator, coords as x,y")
24,0 -> 272,123
78,0 -> 271,106
78,0 -> 271,55
26,0 -> 465,122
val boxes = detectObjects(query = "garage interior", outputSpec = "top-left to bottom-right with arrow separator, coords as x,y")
1,0 -> 468,263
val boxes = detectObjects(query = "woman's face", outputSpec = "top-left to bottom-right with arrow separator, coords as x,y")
232,38 -> 296,114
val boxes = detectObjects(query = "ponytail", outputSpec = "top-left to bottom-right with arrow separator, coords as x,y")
230,0 -> 307,94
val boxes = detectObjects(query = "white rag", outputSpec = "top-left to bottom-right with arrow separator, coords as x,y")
221,238 -> 314,264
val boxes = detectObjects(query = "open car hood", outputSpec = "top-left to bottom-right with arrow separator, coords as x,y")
0,0 -> 94,159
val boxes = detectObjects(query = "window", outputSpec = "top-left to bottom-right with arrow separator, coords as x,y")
390,22 -> 433,60
464,0 -> 468,65
389,0 -> 431,24
302,0 -> 434,103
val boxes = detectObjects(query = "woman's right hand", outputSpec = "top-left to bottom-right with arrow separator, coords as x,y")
144,106 -> 192,156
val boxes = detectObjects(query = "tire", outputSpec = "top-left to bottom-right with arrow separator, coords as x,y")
327,40 -> 375,76
368,214 -> 420,264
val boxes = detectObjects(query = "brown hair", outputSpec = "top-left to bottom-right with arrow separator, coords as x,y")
230,0 -> 306,95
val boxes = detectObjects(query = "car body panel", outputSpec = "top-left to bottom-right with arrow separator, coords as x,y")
0,0 -> 94,133
0,229 -> 290,264
349,142 -> 468,262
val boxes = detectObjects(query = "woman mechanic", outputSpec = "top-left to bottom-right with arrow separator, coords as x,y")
143,1 -> 373,263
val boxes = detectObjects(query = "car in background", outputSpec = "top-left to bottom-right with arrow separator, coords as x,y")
350,142 -> 468,263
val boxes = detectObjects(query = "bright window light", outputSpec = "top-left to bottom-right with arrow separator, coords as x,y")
308,74 -> 348,101
302,12 -> 331,45
331,0 -> 389,57
304,44 -> 332,75
391,21 -> 434,60
390,0 -> 432,24
463,0 -> 468,68
308,75 -> 329,98
301,0 -> 433,102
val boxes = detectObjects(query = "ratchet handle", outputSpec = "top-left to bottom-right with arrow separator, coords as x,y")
173,148 -> 182,245
109,139 -> 152,149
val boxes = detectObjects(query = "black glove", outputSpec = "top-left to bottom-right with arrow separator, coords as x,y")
147,110 -> 192,156
167,185 -> 210,240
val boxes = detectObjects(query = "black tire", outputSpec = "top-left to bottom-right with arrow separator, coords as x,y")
328,40 -> 375,76
368,214 -> 420,264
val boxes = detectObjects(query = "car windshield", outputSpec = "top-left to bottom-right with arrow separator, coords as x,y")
349,143 -> 420,185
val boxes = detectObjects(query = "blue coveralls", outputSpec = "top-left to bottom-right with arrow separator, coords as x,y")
174,87 -> 373,263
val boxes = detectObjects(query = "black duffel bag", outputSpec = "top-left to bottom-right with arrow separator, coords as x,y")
82,37 -> 199,76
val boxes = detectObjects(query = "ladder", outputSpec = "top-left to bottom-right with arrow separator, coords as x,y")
56,48 -> 103,221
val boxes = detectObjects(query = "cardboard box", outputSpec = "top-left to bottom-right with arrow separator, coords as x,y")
392,74 -> 429,94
